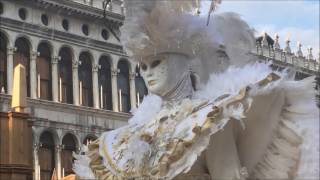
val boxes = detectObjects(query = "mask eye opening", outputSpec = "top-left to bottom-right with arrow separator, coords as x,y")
190,73 -> 199,91
151,60 -> 161,68
141,63 -> 147,71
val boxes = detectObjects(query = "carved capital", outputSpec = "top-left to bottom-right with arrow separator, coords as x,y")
51,56 -> 61,64
7,47 -> 17,55
31,51 -> 40,60
55,144 -> 63,152
129,73 -> 136,80
92,64 -> 101,72
111,69 -> 118,77
33,143 -> 41,152
72,60 -> 80,69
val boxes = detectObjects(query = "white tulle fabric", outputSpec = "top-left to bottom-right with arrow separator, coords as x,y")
73,146 -> 96,179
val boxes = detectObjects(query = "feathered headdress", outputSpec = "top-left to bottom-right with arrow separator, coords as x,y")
120,0 -> 255,84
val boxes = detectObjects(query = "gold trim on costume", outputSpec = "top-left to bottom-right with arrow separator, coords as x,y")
85,73 -> 281,179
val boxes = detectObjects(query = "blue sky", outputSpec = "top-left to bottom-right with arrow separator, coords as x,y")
201,0 -> 319,57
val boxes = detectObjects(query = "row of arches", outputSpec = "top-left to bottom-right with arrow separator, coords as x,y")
0,31 -> 148,112
37,130 -> 97,180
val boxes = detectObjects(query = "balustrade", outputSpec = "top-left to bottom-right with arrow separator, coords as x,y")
255,33 -> 319,75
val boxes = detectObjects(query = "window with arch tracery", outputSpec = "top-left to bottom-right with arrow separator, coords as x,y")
79,52 -> 93,107
0,32 -> 7,93
58,47 -> 73,104
14,37 -> 30,97
117,60 -> 131,113
98,56 -> 112,110
135,65 -> 148,106
38,131 -> 55,180
37,42 -> 52,100
61,133 -> 77,177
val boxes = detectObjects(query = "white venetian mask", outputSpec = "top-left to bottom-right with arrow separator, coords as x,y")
140,53 -> 190,97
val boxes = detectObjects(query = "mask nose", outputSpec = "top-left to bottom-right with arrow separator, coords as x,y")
145,67 -> 153,78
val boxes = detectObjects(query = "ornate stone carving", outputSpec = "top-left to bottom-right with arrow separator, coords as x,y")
56,144 -> 63,152
255,34 -> 318,76
52,56 -> 61,64
284,39 -> 292,54
72,60 -> 80,69
261,33 -> 268,47
273,34 -> 280,50
92,64 -> 101,72
307,47 -> 314,61
33,143 -> 40,152
111,69 -> 118,77
129,73 -> 136,80
7,47 -> 17,55
31,51 -> 40,60
296,42 -> 303,57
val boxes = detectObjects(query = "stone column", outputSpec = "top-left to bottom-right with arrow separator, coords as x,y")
55,145 -> 62,180
6,47 -> 15,95
51,56 -> 60,102
33,144 -> 40,180
92,64 -> 100,109
30,51 -> 39,99
72,60 -> 80,106
111,69 -> 119,112
129,72 -> 137,109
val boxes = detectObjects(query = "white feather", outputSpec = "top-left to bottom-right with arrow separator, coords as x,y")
72,146 -> 95,179
129,94 -> 162,125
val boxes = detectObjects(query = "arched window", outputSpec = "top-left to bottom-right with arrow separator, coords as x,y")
0,32 -> 7,93
14,37 -> 31,97
83,135 -> 97,145
61,133 -> 77,177
39,131 -> 55,180
117,60 -> 130,112
58,47 -> 73,104
37,42 -> 52,100
79,52 -> 93,107
135,65 -> 148,106
98,56 -> 112,110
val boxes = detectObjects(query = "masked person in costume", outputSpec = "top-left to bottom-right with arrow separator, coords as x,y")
73,1 -> 319,179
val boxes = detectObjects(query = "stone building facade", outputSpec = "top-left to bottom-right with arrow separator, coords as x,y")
255,33 -> 319,78
0,1 -> 318,180
0,0 -> 147,179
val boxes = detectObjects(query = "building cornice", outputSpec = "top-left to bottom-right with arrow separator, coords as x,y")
6,0 -> 124,26
0,94 -> 131,122
251,53 -> 318,76
0,17 -> 127,57
32,118 -> 110,134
